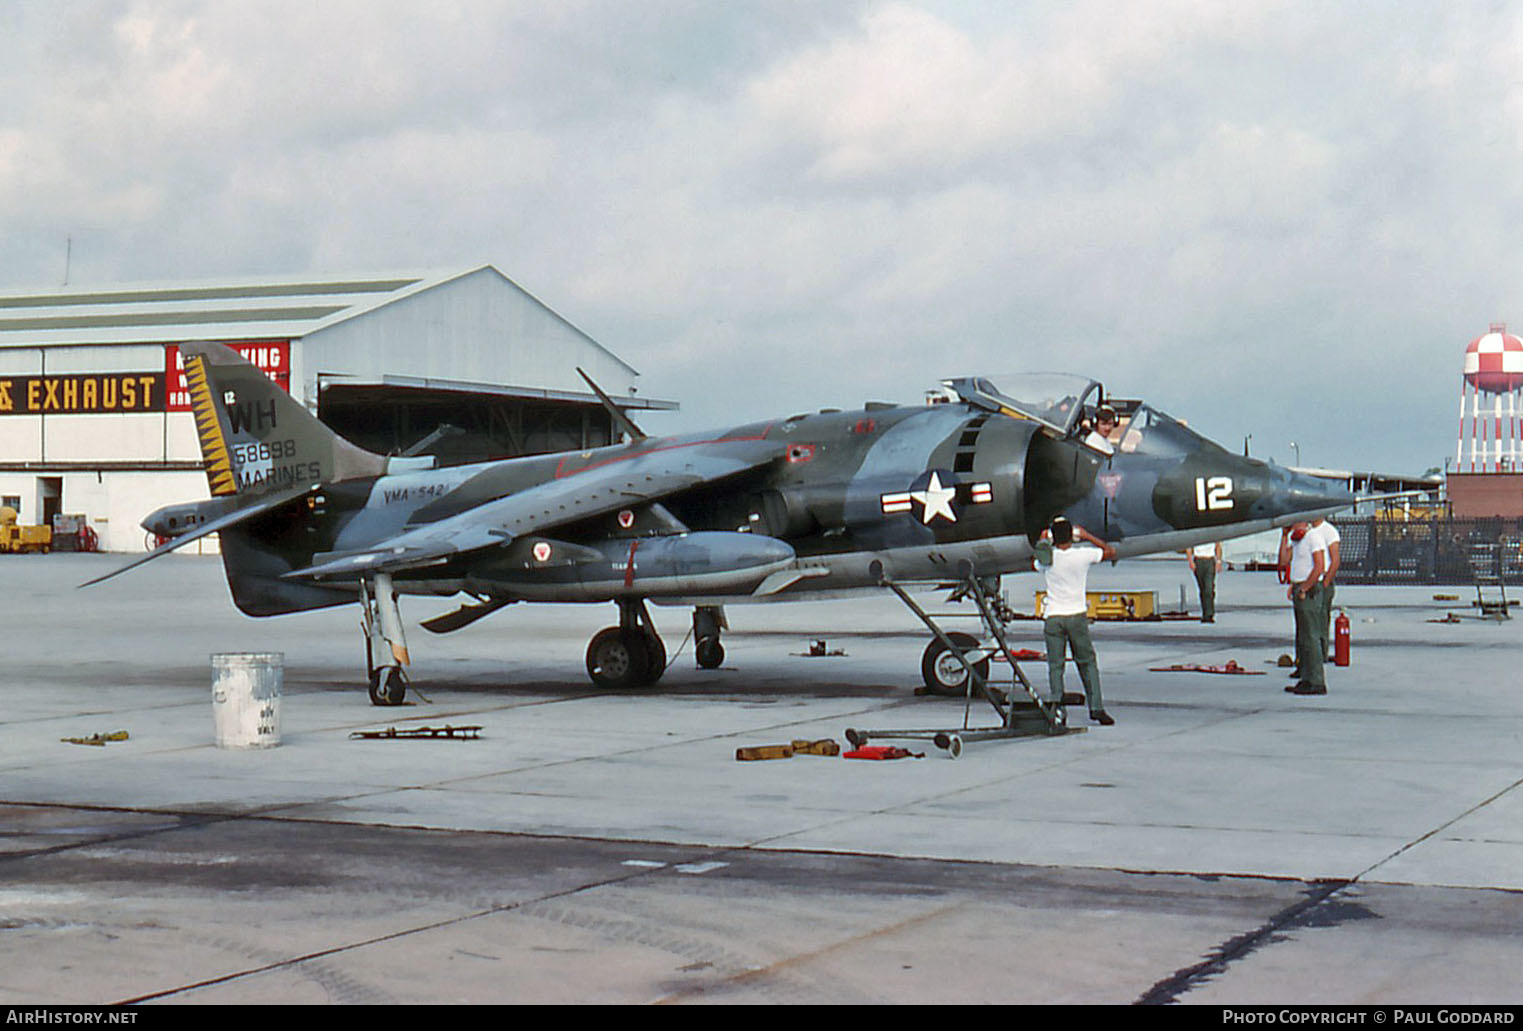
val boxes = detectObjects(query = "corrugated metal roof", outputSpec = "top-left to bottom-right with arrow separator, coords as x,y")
0,264 -> 669,406
0,266 -> 517,347
0,304 -> 349,333
0,276 -> 422,310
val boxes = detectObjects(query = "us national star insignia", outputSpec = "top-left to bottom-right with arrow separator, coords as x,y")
881,472 -> 993,524
910,471 -> 958,524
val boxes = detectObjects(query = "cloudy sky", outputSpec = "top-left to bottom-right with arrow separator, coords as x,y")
3,1 -> 1520,474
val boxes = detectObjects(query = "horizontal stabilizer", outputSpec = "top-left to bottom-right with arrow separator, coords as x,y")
80,483 -> 318,588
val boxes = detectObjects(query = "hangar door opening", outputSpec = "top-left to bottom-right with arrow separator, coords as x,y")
318,384 -> 619,466
37,477 -> 62,528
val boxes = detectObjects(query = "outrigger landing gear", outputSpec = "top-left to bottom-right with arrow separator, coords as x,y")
587,598 -> 668,689
692,605 -> 727,669
845,565 -> 1079,757
360,573 -> 411,706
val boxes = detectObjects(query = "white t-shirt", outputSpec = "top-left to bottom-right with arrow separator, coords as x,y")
1042,544 -> 1104,617
1310,522 -> 1340,571
1191,542 -> 1218,559
1084,431 -> 1114,455
1288,531 -> 1327,583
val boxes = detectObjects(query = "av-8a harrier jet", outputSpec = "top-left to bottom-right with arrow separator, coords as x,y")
94,342 -> 1352,706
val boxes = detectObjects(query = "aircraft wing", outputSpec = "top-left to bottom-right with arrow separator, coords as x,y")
285,438 -> 788,581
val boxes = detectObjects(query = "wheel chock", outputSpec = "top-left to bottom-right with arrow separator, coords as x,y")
736,743 -> 794,761
736,739 -> 841,760
61,730 -> 130,747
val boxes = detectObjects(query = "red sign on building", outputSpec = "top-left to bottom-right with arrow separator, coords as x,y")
164,341 -> 290,412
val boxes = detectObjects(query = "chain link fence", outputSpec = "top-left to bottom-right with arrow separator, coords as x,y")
1331,516 -> 1523,584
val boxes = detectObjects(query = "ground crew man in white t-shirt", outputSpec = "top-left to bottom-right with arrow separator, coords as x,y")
1186,540 -> 1222,623
1309,517 -> 1341,657
1279,521 -> 1327,695
1036,517 -> 1119,725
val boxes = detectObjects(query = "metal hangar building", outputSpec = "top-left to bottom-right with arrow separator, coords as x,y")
0,265 -> 675,552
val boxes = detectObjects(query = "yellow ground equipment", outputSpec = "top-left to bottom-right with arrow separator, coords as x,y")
1035,589 -> 1159,621
0,507 -> 52,554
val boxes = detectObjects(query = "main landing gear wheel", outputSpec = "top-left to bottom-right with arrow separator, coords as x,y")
643,628 -> 668,684
586,627 -> 652,689
368,667 -> 407,706
920,632 -> 990,696
587,598 -> 669,688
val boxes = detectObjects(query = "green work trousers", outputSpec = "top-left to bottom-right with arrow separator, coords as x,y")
1193,558 -> 1217,621
1292,584 -> 1326,689
1044,613 -> 1103,714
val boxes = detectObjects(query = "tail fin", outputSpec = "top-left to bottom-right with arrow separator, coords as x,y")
181,341 -> 386,497
179,342 -> 374,616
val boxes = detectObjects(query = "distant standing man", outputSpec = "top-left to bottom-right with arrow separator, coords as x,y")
1186,540 -> 1222,623
1310,517 -> 1341,657
1279,522 -> 1327,696
1037,517 -> 1119,725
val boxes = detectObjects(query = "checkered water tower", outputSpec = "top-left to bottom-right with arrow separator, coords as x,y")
1458,323 -> 1523,472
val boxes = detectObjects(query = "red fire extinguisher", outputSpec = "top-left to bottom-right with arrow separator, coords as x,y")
1334,610 -> 1351,667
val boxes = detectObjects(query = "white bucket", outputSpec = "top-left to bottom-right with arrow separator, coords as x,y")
211,653 -> 283,749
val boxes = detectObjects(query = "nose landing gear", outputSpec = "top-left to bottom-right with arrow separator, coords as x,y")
845,569 -> 1077,756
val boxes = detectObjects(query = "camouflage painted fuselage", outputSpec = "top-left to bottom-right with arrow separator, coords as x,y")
198,397 -> 1348,615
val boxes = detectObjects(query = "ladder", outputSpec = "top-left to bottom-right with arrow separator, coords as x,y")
1470,543 -> 1511,619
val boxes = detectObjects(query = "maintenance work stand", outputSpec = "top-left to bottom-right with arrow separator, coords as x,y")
845,569 -> 1083,758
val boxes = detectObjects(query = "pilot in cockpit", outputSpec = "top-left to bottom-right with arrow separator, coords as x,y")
1083,404 -> 1118,456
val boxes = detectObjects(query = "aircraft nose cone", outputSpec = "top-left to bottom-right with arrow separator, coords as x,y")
1270,465 -> 1355,521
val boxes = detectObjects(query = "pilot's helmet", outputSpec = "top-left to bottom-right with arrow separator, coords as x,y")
1096,405 -> 1117,424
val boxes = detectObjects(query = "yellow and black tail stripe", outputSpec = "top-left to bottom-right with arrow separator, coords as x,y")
184,355 -> 238,496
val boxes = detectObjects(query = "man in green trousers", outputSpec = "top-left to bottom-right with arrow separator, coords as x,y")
1279,522 -> 1328,696
1036,517 -> 1120,725
1186,541 -> 1222,623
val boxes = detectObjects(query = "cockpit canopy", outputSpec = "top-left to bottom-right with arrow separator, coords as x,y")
940,374 -> 1104,438
938,373 -> 1216,461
